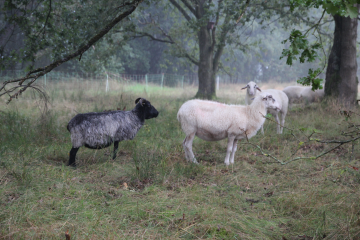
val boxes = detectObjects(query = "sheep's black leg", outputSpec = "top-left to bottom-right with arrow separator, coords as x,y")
68,147 -> 79,167
113,141 -> 119,160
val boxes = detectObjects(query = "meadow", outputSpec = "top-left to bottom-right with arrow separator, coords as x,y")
0,79 -> 360,239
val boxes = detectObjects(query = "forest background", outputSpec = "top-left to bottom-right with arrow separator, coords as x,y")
1,0 -> 348,86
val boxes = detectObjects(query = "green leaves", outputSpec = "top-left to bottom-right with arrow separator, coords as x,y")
280,26 -> 325,90
284,0 -> 359,90
290,0 -> 360,18
280,30 -> 320,65
297,68 -> 323,90
280,29 -> 324,90
1,0 -> 132,70
345,5 -> 360,18
323,2 -> 341,15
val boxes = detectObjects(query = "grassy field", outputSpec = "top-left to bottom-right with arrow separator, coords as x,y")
1,80 -> 360,239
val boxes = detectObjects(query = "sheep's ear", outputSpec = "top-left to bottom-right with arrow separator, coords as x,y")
241,85 -> 248,90
256,87 -> 262,92
135,98 -> 143,105
262,95 -> 271,100
135,98 -> 146,106
268,95 -> 275,102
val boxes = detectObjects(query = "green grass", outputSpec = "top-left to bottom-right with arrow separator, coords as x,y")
0,81 -> 360,239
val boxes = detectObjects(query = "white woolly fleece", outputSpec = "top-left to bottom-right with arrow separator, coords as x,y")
177,93 -> 280,165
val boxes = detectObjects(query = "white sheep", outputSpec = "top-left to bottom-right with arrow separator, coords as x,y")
282,86 -> 304,108
177,93 -> 281,165
241,81 -> 262,105
283,86 -> 324,108
242,82 -> 288,134
300,87 -> 325,104
261,89 -> 288,134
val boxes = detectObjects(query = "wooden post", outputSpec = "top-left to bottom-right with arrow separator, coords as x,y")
161,73 -> 164,89
106,74 -> 109,92
145,74 -> 148,89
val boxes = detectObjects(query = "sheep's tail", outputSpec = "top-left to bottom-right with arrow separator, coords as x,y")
177,107 -> 182,122
66,123 -> 70,132
177,110 -> 183,130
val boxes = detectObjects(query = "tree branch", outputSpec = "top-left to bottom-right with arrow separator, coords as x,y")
35,0 -> 52,39
169,0 -> 194,21
129,32 -> 175,43
123,15 -> 199,65
180,0 -> 197,17
0,0 -> 143,103
235,0 -> 250,25
213,0 -> 250,71
241,111 -> 360,165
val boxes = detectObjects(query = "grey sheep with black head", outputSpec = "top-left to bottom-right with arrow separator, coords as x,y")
67,97 -> 159,167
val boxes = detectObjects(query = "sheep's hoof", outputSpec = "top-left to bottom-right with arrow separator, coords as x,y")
67,162 -> 77,168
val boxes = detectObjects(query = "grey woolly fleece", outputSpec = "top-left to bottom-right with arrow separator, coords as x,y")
67,109 -> 145,149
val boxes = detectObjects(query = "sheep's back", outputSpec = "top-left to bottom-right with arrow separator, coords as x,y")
68,111 -> 142,148
177,100 -> 248,135
300,87 -> 324,102
282,86 -> 305,99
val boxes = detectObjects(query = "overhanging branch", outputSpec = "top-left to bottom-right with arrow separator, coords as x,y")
0,0 -> 143,103
128,31 -> 175,43
169,0 -> 194,21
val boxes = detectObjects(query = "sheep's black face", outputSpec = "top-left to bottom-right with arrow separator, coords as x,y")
135,98 -> 159,119
143,101 -> 159,119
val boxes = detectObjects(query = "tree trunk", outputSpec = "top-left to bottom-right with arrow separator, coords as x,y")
195,25 -> 216,99
325,9 -> 359,107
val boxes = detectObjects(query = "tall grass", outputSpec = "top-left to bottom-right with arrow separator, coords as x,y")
0,80 -> 359,239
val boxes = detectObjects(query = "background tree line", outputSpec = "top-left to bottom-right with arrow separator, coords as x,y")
0,0 -> 359,104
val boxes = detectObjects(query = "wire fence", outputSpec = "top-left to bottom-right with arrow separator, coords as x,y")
0,70 -> 198,86
0,70 -> 248,90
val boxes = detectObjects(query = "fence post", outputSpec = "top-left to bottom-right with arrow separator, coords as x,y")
106,74 -> 109,92
145,74 -> 148,89
161,73 -> 164,89
44,74 -> 46,86
181,75 -> 184,88
216,76 -> 220,91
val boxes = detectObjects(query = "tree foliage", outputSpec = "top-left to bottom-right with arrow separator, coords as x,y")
0,0 -> 143,102
1,0 -> 357,102
281,0 -> 360,91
